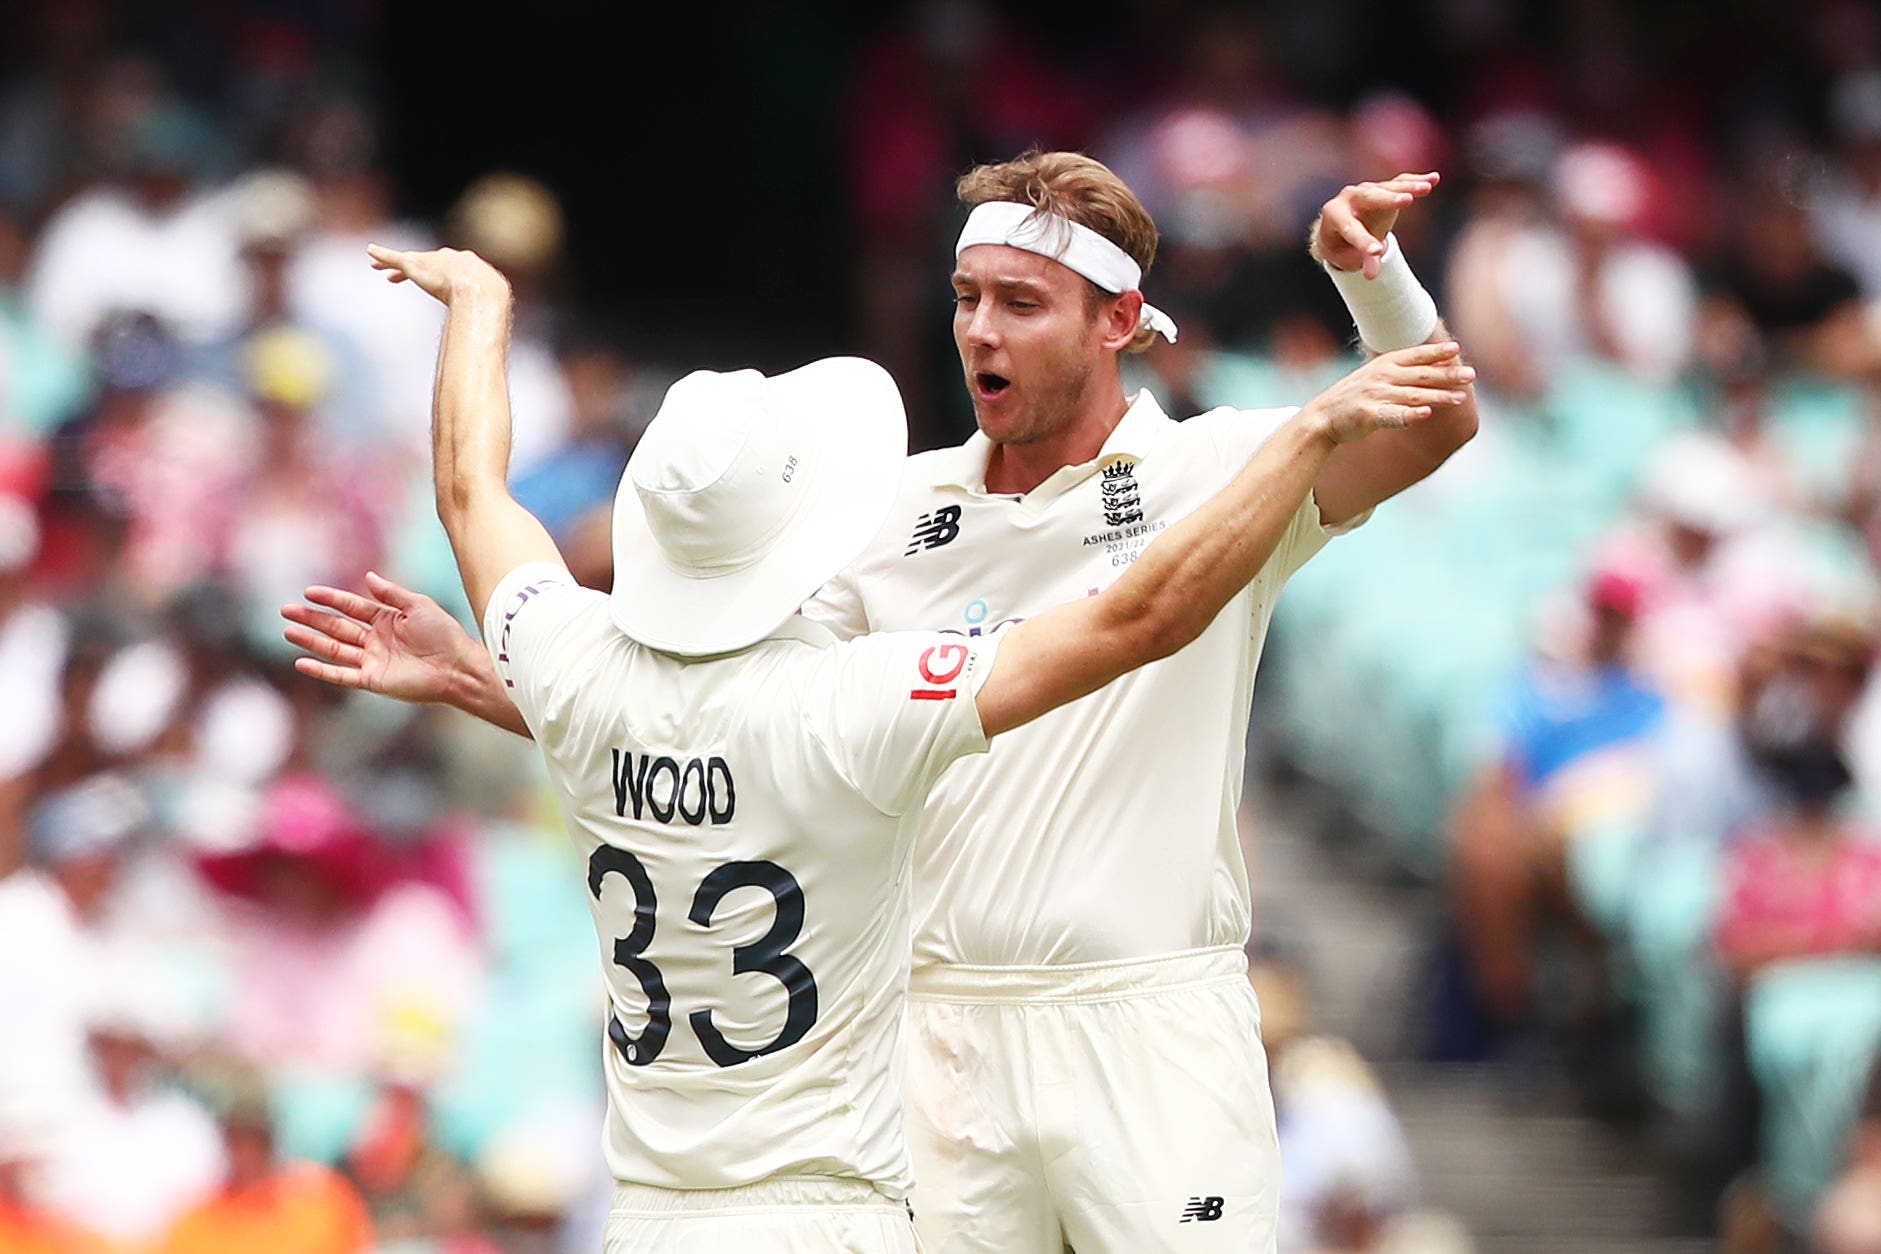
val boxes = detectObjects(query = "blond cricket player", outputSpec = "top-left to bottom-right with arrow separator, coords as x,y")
293,156 -> 1475,1253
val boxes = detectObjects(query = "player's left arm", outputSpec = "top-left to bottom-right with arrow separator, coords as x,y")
1307,172 -> 1481,529
366,245 -> 566,623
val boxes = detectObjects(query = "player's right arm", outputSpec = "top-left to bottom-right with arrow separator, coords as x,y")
974,341 -> 1472,737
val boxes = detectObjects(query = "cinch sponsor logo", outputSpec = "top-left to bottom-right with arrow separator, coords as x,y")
938,593 -> 1099,640
497,577 -> 567,688
612,751 -> 736,825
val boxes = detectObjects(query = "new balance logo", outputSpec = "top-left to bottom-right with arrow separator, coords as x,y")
1179,1196 -> 1224,1223
905,505 -> 962,554
1101,460 -> 1143,526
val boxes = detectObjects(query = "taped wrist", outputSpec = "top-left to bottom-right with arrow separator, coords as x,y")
1323,232 -> 1439,352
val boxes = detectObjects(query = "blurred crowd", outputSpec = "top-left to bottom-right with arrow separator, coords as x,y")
0,4 -> 651,1253
8,0 -> 1881,1251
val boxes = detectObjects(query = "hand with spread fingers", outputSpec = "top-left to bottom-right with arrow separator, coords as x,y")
281,572 -> 478,704
1310,171 -> 1441,279
366,244 -> 511,306
1304,340 -> 1475,444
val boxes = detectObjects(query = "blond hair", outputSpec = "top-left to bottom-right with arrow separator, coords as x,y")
956,150 -> 1162,353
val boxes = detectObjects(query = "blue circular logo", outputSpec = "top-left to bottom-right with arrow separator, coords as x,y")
964,599 -> 988,625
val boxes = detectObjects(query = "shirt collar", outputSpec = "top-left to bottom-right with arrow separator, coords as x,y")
928,389 -> 1173,494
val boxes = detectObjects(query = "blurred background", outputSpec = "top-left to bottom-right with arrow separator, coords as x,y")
4,0 -> 1881,1251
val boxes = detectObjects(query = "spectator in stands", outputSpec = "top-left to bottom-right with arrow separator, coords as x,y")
1602,431 -> 1803,716
1441,110 -> 1559,400
1651,613 -> 1874,864
1450,559 -> 1667,1034
197,772 -> 481,1078
284,96 -> 440,454
209,325 -> 388,622
1252,939 -> 1423,1253
342,1065 -> 497,1253
0,774 -> 149,1107
1713,625 -> 1881,981
158,1076 -> 372,1254
25,72 -> 241,349
40,978 -> 223,1249
1701,184 -> 1876,382
509,327 -> 643,554
1447,136 -> 1694,396
60,310 -> 256,610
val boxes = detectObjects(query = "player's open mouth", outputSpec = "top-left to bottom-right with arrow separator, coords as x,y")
975,372 -> 1011,399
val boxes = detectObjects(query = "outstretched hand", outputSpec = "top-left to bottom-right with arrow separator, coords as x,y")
1306,340 -> 1474,444
366,244 -> 510,306
282,572 -> 478,705
1311,172 -> 1440,279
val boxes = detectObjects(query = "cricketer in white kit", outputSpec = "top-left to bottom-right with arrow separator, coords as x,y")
316,234 -> 1470,1254
802,394 -> 1339,1250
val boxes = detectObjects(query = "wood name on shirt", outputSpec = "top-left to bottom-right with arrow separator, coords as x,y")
612,750 -> 736,826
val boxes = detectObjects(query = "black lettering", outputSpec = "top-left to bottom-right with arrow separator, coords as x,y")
708,757 -> 736,824
677,758 -> 708,825
647,757 -> 680,823
614,750 -> 653,819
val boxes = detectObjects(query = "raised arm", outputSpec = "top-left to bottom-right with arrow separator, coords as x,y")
366,245 -> 565,622
1308,172 -> 1481,527
976,341 -> 1472,736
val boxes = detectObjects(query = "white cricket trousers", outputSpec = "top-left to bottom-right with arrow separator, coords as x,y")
604,1177 -> 919,1253
905,945 -> 1278,1254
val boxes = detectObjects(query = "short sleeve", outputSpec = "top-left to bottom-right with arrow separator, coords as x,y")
480,561 -> 604,735
1197,405 -> 1371,581
814,630 -> 1003,816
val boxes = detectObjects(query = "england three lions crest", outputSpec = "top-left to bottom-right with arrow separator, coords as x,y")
1101,460 -> 1143,526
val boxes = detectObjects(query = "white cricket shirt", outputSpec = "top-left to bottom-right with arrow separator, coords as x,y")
804,391 -> 1357,968
483,563 -> 1000,1195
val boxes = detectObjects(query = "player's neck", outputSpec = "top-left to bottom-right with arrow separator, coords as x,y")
983,384 -> 1130,496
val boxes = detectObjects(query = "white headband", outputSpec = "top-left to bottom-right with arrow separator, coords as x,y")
955,201 -> 1179,344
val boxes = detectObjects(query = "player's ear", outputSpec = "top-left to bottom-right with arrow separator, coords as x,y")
1097,290 -> 1143,353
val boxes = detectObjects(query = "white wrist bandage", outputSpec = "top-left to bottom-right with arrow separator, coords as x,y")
1323,232 -> 1438,352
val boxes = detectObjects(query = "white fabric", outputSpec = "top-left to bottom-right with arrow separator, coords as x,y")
604,1177 -> 915,1253
903,948 -> 1278,1253
0,871 -> 96,1109
41,1088 -> 224,1245
288,223 -> 444,451
804,390 -> 1358,968
955,201 -> 1179,343
609,358 -> 907,656
1323,232 -> 1440,352
483,563 -> 1000,1196
1496,225 -> 1696,383
0,603 -> 67,780
27,188 -> 246,347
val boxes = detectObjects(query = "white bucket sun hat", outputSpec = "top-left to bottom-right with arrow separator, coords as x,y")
609,356 -> 906,655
